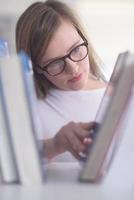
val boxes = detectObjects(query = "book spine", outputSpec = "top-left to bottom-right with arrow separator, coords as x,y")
0,39 -> 9,58
79,52 -> 134,182
19,52 -> 45,180
0,53 -> 45,185
0,164 -> 3,184
0,76 -> 19,183
0,39 -> 19,184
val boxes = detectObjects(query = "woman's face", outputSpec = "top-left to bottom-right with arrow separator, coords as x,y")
39,20 -> 90,91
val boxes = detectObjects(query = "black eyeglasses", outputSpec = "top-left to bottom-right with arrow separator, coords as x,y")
37,41 -> 88,76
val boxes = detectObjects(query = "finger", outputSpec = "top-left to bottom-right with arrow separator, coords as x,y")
73,127 -> 91,140
67,121 -> 94,139
79,122 -> 96,130
83,137 -> 92,145
69,144 -> 87,161
78,151 -> 87,160
66,131 -> 86,153
69,148 -> 82,160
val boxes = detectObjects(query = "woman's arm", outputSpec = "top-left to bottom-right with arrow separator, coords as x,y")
42,137 -> 62,160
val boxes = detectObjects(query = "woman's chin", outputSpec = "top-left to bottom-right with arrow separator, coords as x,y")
68,82 -> 88,91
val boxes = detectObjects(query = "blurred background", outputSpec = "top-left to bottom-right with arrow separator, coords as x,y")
0,0 -> 134,77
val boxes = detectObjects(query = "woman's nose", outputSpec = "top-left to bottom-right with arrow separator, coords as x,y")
65,58 -> 79,74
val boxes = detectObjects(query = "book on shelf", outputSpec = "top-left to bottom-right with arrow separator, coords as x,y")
0,39 -> 19,184
0,165 -> 3,184
0,52 -> 45,185
79,51 -> 134,183
0,39 -> 9,58
0,77 -> 19,184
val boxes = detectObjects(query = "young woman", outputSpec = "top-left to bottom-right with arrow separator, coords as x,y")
16,0 -> 107,162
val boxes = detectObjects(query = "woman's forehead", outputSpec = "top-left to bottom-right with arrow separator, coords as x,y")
42,20 -> 82,61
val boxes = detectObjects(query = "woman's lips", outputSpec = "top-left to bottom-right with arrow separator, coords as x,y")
68,73 -> 82,83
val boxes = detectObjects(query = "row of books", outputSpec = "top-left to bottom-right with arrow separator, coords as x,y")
0,39 -> 45,185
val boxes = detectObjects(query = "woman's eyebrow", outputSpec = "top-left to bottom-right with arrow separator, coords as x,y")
42,39 -> 81,65
66,39 -> 81,53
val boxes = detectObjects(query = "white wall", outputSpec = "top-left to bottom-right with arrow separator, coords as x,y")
0,0 -> 75,52
0,0 -> 133,14
0,0 -> 36,15
76,2 -> 134,76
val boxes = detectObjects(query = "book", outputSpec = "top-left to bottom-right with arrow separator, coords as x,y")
0,39 -> 19,184
0,39 -> 9,58
0,52 -> 45,185
0,78 -> 19,184
0,165 -> 2,184
79,51 -> 134,182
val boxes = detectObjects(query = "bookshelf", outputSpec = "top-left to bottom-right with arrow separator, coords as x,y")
0,47 -> 134,199
0,1 -> 134,196
0,112 -> 134,200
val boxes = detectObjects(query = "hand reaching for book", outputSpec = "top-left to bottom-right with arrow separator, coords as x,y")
53,121 -> 95,160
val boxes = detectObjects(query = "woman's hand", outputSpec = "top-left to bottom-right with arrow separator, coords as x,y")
53,121 -> 95,160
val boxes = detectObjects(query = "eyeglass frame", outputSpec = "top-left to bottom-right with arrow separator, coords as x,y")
36,41 -> 88,76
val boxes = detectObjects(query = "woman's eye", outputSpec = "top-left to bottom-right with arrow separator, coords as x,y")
73,46 -> 80,53
49,59 -> 63,68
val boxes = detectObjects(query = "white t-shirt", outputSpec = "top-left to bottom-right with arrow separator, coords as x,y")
37,88 -> 106,161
